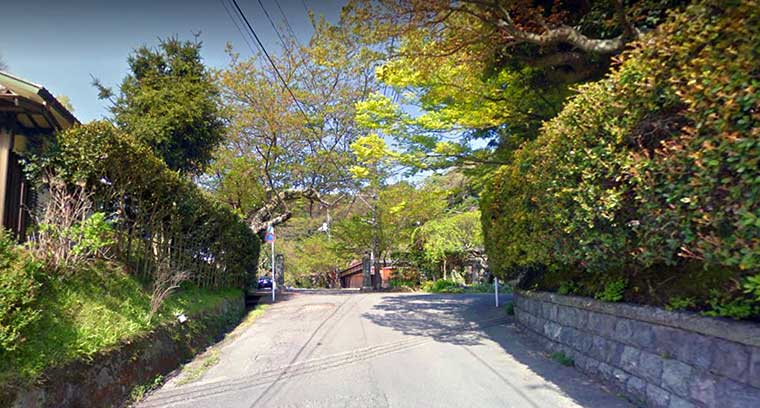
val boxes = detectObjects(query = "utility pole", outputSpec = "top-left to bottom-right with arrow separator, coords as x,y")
265,225 -> 276,302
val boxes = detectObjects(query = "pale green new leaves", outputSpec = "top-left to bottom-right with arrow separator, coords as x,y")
414,210 -> 482,263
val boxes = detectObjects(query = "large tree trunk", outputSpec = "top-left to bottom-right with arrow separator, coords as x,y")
247,187 -> 324,234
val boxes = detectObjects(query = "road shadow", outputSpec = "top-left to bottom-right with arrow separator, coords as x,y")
362,293 -> 630,408
362,293 -> 507,346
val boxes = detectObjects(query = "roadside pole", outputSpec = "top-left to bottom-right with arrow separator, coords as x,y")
266,226 -> 276,302
495,277 -> 499,307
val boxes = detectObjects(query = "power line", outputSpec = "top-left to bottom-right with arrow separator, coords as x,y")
300,0 -> 317,30
256,0 -> 289,48
272,0 -> 299,40
219,0 -> 261,56
229,0 -> 310,122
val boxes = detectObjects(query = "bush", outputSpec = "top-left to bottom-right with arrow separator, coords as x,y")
423,279 -> 463,293
550,352 -> 574,367
505,302 -> 514,316
26,121 -> 260,288
595,279 -> 627,303
0,231 -> 42,353
389,279 -> 416,289
482,1 -> 760,317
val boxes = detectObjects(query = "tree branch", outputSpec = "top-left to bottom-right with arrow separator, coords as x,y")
247,187 -> 326,233
491,1 -> 639,54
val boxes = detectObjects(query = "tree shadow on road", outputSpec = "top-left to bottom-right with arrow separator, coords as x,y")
362,293 -> 631,408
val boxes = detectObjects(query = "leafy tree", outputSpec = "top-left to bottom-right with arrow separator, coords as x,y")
345,0 -> 687,172
413,210 -> 482,280
95,36 -> 224,175
0,53 -> 7,71
211,17 -> 380,233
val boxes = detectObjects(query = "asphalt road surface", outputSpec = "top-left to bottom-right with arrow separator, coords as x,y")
140,292 -> 631,408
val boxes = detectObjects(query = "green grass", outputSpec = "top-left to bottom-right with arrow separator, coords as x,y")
0,262 -> 242,387
129,374 -> 164,403
238,304 -> 269,330
176,350 -> 220,385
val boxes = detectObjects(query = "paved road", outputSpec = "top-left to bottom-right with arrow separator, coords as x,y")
140,293 -> 630,408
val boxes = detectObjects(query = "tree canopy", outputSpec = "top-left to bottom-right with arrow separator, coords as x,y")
95,37 -> 225,175
209,18 -> 381,233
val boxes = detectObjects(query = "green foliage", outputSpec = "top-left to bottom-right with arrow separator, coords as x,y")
101,37 -> 224,174
481,1 -> 760,316
595,279 -> 627,303
30,121 -> 260,288
702,293 -> 758,320
557,281 -> 580,296
550,352 -> 574,367
505,302 -> 515,316
130,374 -> 164,402
0,232 -> 42,353
38,212 -> 114,260
742,274 -> 760,301
665,296 -> 696,312
0,260 -> 241,385
415,210 -> 482,264
70,212 -> 114,256
423,279 -> 462,293
389,279 -> 416,289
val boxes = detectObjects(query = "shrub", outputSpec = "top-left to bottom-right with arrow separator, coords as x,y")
481,1 -> 760,316
550,352 -> 574,367
505,302 -> 514,316
0,231 -> 42,353
26,121 -> 260,288
423,279 -> 463,293
595,279 -> 627,303
665,296 -> 696,312
389,279 -> 416,289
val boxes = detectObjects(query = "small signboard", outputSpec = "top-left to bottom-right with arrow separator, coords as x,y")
265,232 -> 275,243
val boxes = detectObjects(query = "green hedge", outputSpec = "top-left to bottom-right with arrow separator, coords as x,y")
482,1 -> 760,316
30,121 -> 260,288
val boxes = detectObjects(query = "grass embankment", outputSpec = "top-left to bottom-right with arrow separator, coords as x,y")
0,261 -> 241,387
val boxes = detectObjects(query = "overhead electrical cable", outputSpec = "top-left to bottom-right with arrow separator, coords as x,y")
229,0 -> 311,122
256,0 -> 289,48
219,0 -> 261,55
272,0 -> 299,40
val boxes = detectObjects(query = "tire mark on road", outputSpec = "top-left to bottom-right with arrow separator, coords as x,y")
139,316 -> 508,407
246,294 -> 363,407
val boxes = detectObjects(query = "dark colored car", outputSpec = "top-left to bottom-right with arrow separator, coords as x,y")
257,276 -> 273,289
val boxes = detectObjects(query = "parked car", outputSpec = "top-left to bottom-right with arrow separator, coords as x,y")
257,276 -> 273,289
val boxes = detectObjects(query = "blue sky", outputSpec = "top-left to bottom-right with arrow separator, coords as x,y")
0,0 -> 342,122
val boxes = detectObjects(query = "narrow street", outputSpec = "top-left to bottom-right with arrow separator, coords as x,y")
140,293 -> 630,408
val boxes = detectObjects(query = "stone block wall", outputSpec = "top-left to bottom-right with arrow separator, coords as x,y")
513,291 -> 760,408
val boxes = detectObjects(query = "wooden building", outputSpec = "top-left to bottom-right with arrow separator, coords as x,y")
0,71 -> 78,240
338,259 -> 393,289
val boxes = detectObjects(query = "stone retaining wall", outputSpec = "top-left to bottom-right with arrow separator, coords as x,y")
6,295 -> 245,408
513,290 -> 760,408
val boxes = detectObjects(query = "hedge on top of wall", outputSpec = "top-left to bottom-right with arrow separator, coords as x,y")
481,1 -> 760,317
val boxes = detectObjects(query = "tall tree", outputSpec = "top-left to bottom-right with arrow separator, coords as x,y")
345,0 -> 686,171
95,36 -> 224,175
0,52 -> 7,71
211,17 -> 380,233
